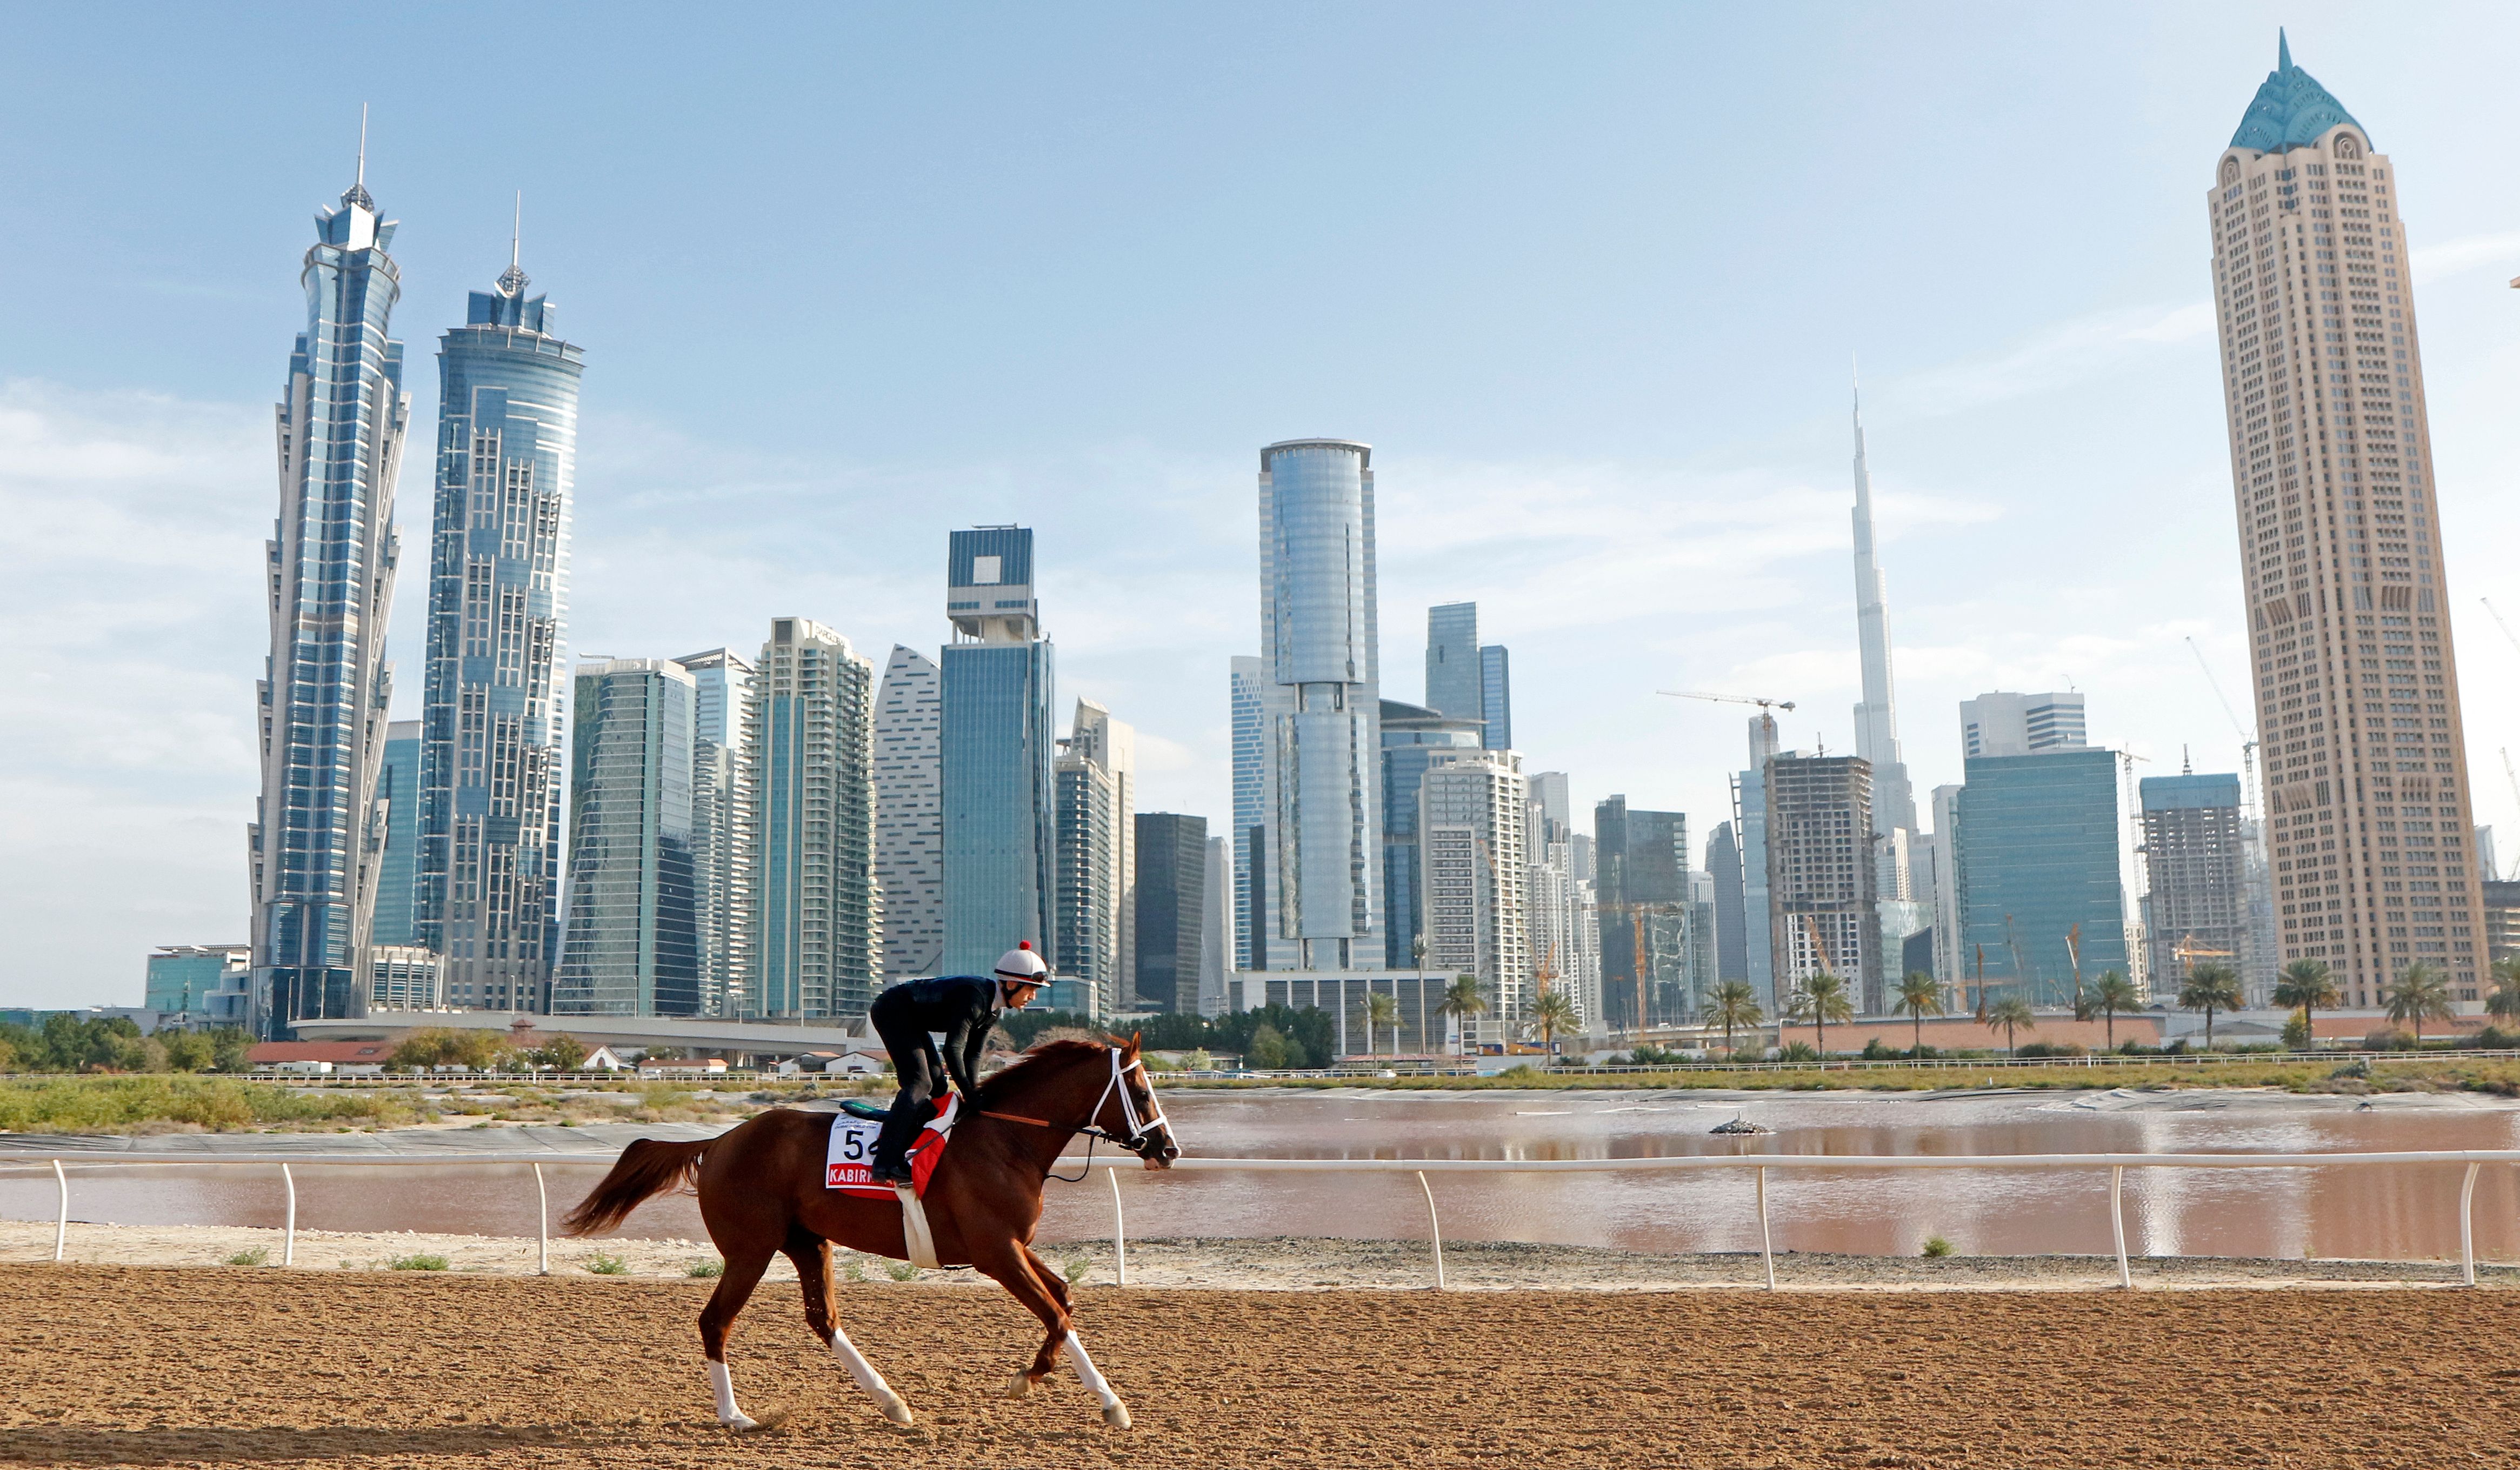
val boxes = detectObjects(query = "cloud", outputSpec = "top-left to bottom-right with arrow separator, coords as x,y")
2411,230 -> 2520,285
1872,300 -> 2214,421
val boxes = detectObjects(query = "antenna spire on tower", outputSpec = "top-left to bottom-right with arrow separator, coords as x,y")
343,104 -> 376,212
497,190 -> 531,296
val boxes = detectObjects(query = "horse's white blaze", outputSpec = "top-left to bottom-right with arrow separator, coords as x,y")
1064,1329 -> 1131,1429
832,1328 -> 913,1425
708,1359 -> 757,1429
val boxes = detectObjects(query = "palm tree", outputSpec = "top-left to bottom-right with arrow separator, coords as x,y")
1529,992 -> 1579,1059
1436,975 -> 1487,1057
2384,961 -> 2455,1048
2271,959 -> 2340,1054
1786,973 -> 1855,1060
2091,970 -> 2141,1052
1365,992 -> 1403,1057
2486,955 -> 2520,1031
1892,970 -> 1945,1056
1984,993 -> 2035,1058
1699,980 -> 1763,1057
2177,962 -> 2244,1049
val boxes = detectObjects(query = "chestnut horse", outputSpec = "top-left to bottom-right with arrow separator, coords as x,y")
562,1037 -> 1178,1431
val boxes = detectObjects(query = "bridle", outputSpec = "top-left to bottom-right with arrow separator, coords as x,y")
979,1045 -> 1174,1168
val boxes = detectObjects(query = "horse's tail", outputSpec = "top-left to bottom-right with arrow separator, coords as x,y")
562,1138 -> 710,1236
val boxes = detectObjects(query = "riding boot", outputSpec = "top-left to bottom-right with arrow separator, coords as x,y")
870,1101 -> 924,1183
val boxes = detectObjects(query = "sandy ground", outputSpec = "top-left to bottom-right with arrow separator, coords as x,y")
4,1263 -> 2517,1469
4,1219 -> 2512,1293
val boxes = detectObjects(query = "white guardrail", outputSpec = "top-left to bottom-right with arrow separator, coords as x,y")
6,1148 -> 2518,1292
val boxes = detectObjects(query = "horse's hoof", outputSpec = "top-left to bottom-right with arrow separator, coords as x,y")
720,1414 -> 761,1433
881,1397 -> 915,1427
1102,1401 -> 1133,1431
1006,1371 -> 1032,1399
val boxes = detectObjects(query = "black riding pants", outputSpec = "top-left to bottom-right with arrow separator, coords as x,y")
871,1003 -> 945,1175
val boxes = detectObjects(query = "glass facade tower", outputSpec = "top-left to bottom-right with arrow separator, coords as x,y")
249,165 -> 414,1039
1952,748 -> 2128,1008
372,721 -> 423,948
1255,440 -> 1383,971
873,645 -> 944,979
940,529 -> 1057,976
675,647 -> 756,1016
416,250 -> 583,1013
552,658 -> 701,1016
748,618 -> 879,1018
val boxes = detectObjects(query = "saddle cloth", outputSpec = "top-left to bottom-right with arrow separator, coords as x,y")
825,1094 -> 957,1199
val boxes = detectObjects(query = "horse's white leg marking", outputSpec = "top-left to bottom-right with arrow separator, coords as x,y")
708,1359 -> 759,1431
1064,1328 -> 1131,1430
831,1327 -> 914,1426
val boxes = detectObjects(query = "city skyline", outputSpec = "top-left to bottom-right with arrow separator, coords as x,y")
10,11 -> 2520,1006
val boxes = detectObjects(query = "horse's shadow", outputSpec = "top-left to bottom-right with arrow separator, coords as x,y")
0,1423 -> 585,1465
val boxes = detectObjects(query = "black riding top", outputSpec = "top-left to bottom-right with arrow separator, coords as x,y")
870,975 -> 1006,1099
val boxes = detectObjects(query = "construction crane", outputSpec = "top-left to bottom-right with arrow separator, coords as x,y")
1659,690 -> 1797,713
2185,636 -> 2261,823
2483,598 -> 2520,660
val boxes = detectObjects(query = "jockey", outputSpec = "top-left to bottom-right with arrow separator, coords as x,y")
865,943 -> 1050,1185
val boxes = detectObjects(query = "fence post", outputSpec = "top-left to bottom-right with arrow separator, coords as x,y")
51,1160 -> 66,1263
1106,1167 -> 1126,1287
1756,1165 -> 1775,1291
2460,1161 -> 2481,1287
281,1163 -> 297,1267
534,1162 -> 550,1276
1416,1171 -> 1445,1290
2110,1165 -> 2130,1289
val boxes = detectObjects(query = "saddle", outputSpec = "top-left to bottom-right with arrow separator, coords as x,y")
825,1096 -> 958,1269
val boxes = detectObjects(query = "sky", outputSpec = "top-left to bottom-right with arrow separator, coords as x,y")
6,3 -> 2520,1009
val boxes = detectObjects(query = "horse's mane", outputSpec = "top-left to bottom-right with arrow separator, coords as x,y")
976,1037 -> 1108,1105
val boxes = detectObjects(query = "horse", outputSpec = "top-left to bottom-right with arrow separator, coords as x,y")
561,1036 -> 1178,1431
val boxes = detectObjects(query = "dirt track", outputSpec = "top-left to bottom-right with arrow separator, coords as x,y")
4,1265 -> 2516,1469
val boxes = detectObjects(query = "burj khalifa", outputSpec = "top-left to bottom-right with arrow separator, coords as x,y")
1850,376 -> 1918,843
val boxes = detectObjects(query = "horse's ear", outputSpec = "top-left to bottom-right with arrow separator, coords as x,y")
1125,1030 -> 1142,1059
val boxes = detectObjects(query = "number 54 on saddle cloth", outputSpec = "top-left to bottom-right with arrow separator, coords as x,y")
825,1094 -> 957,1199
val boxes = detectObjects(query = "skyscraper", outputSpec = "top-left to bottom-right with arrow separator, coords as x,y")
1051,742 -> 1117,1018
1420,749 -> 1531,1028
1424,603 -> 1481,725
1706,821 -> 1747,983
1134,813 -> 1209,1015
1768,754 -> 1882,1012
940,529 -> 1055,975
1379,697 -> 1483,968
1070,700 -> 1137,992
249,149 -> 414,1039
1199,834 -> 1234,1016
1478,644 -> 1512,753
1255,440 -> 1382,971
552,658 -> 700,1016
1952,749 -> 2127,1008
1849,376 -> 1916,840
872,646 -> 943,979
2209,35 -> 2486,1007
1229,655 -> 1267,971
417,235 -> 584,1015
372,721 -> 422,949
2141,771 -> 2258,1002
1959,691 -> 2089,757
675,647 -> 755,1015
749,618 -> 878,1018
1596,796 -> 1689,1029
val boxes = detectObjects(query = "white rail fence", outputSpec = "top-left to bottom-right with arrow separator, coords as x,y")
8,1148 -> 2518,1292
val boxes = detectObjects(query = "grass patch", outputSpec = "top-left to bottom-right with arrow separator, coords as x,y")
389,1253 -> 450,1272
1922,1236 -> 1955,1259
583,1253 -> 629,1276
885,1261 -> 918,1281
688,1258 -> 724,1278
222,1247 -> 270,1267
842,1259 -> 867,1283
0,1076 -> 424,1134
1063,1256 -> 1092,1285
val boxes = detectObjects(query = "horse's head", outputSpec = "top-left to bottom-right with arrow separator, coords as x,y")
1103,1033 -> 1178,1169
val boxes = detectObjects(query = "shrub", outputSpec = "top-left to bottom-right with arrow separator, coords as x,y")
1063,1256 -> 1091,1285
223,1247 -> 270,1267
2016,1042 -> 2088,1059
1776,1042 -> 1819,1063
389,1253 -> 450,1271
1861,1039 -> 1897,1061
2282,1010 -> 2312,1050
1922,1236 -> 1955,1259
2477,1027 -> 2520,1052
2364,1029 -> 2417,1053
583,1253 -> 628,1275
885,1261 -> 918,1281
